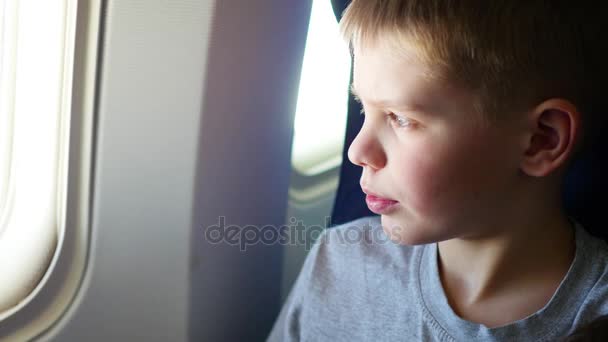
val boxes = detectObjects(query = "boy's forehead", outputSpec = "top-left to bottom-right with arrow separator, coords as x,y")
352,34 -> 426,64
351,41 -> 478,117
353,37 -> 444,86
352,43 -> 436,105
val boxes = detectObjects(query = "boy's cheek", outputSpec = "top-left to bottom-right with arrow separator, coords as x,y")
397,157 -> 448,217
399,149 -> 483,219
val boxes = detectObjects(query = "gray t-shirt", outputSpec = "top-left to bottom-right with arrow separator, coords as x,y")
267,216 -> 608,341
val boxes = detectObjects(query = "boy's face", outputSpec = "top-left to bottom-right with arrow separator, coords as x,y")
349,39 -> 526,245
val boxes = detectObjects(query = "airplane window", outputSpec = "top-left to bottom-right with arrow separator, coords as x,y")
291,0 -> 351,176
0,0 -> 75,320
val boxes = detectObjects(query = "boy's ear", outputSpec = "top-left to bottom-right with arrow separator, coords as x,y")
520,99 -> 581,177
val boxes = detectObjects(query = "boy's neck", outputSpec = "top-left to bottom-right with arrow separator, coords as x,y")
436,207 -> 575,327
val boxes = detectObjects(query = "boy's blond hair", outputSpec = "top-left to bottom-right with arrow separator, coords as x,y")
340,0 -> 605,146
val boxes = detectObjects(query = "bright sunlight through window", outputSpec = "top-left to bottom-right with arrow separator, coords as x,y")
291,0 -> 351,176
0,0 -> 75,320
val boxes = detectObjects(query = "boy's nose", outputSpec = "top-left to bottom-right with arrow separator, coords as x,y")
347,128 -> 387,171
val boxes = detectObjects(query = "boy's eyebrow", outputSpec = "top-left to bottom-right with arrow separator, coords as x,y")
350,83 -> 429,113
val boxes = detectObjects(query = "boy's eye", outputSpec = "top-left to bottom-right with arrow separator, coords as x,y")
388,113 -> 414,128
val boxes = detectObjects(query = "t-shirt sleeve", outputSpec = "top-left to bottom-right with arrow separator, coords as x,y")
266,229 -> 329,342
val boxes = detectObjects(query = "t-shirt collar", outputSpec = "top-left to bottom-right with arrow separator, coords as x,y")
417,220 -> 591,341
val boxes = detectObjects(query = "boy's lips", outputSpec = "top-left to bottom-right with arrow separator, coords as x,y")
362,188 -> 399,214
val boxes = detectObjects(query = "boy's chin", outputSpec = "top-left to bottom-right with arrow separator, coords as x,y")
380,215 -> 440,246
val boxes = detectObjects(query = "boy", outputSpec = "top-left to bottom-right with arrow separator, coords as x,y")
268,0 -> 608,341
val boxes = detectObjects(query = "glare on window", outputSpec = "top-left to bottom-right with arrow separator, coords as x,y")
291,0 -> 351,176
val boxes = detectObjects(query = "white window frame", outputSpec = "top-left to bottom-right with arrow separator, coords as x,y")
0,0 -> 16,238
0,0 -> 100,339
0,0 -> 77,319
